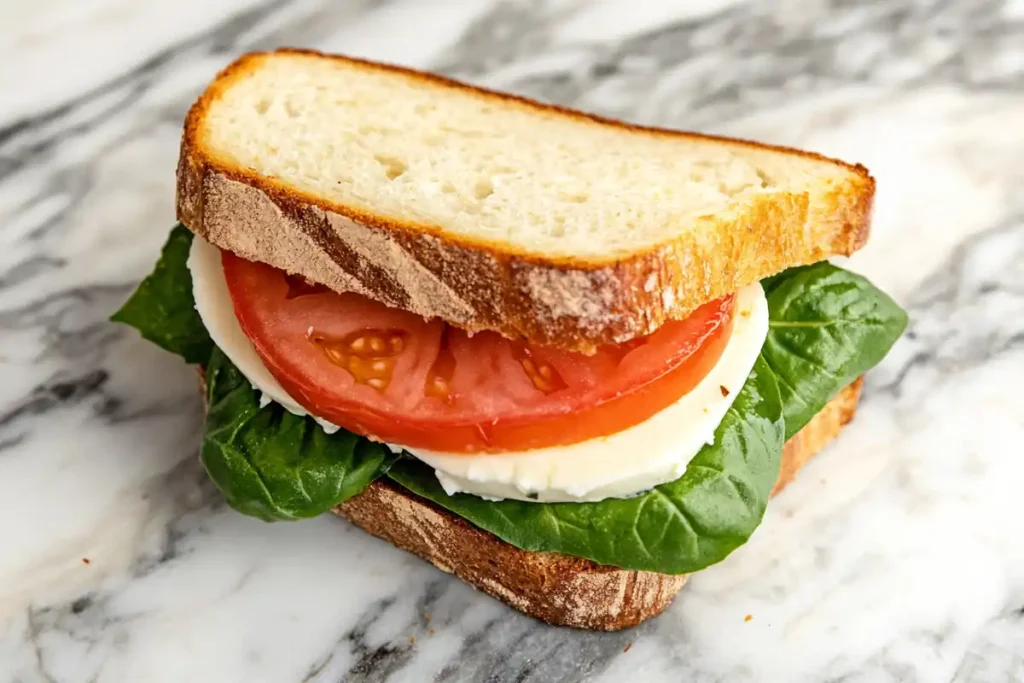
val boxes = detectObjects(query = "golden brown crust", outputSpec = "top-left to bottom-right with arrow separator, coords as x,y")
176,49 -> 875,353
337,479 -> 689,631
335,380 -> 864,631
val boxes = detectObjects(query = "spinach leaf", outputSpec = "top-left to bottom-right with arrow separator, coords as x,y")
760,262 -> 908,439
202,347 -> 399,521
110,224 -> 213,364
387,356 -> 784,574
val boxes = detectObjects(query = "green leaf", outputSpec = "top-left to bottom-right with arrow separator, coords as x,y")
110,224 -> 213,364
760,262 -> 908,439
201,347 -> 399,521
387,356 -> 784,574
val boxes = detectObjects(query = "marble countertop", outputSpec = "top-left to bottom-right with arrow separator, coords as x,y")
2,0 -> 1023,681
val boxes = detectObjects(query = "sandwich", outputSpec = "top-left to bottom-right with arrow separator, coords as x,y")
112,49 -> 907,631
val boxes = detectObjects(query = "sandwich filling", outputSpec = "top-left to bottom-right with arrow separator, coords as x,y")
189,235 -> 767,502
113,224 -> 907,575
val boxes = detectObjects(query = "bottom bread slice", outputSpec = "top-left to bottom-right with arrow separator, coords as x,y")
335,378 -> 864,631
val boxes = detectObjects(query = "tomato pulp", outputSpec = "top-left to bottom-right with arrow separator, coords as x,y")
222,252 -> 734,453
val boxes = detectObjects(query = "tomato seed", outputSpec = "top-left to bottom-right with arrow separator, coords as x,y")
509,342 -> 568,394
311,328 -> 409,391
425,329 -> 457,403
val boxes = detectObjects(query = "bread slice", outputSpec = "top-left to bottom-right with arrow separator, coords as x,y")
177,49 -> 874,353
335,378 -> 863,631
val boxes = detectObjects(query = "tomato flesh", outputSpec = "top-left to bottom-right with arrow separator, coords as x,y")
222,252 -> 734,453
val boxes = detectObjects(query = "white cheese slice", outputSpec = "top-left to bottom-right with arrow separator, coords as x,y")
188,235 -> 342,434
188,235 -> 768,503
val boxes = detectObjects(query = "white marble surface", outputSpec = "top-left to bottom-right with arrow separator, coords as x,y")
1,0 -> 1023,681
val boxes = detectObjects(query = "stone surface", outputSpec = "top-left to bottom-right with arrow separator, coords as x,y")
1,1 -> 1022,681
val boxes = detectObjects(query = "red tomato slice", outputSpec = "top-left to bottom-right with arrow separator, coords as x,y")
222,252 -> 734,453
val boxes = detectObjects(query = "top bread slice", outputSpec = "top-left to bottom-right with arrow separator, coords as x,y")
177,49 -> 874,352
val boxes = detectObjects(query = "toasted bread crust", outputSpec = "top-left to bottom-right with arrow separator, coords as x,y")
335,380 -> 864,631
177,49 -> 874,353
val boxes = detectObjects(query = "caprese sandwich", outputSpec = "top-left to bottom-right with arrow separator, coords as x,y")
113,49 -> 907,630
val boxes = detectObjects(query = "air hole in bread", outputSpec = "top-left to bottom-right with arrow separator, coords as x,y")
756,169 -> 773,188
687,161 -> 713,185
359,125 -> 398,136
562,192 -> 588,203
441,181 -> 456,194
375,155 -> 407,181
285,100 -> 302,118
441,124 -> 485,139
687,169 -> 712,184
254,98 -> 272,115
473,179 -> 494,200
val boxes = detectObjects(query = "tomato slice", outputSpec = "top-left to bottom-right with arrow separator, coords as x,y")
222,252 -> 734,453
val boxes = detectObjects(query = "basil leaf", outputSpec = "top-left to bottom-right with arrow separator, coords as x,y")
760,262 -> 908,439
386,356 -> 784,574
201,347 -> 399,521
110,224 -> 213,364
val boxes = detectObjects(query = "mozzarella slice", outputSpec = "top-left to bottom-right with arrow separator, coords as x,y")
188,235 -> 342,434
188,235 -> 768,503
